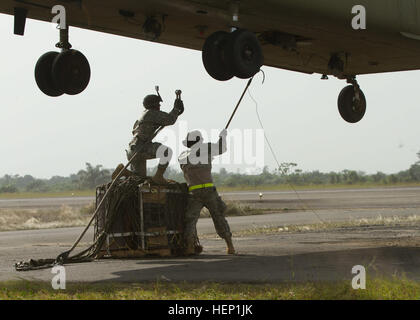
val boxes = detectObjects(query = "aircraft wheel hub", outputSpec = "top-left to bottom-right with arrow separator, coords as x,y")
337,85 -> 367,123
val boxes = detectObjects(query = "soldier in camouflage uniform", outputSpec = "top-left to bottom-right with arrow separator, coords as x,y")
178,129 -> 235,255
113,94 -> 184,184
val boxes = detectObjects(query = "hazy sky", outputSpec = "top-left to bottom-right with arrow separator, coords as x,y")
1,14 -> 419,179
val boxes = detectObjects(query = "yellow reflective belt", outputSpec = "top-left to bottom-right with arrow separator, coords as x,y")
188,183 -> 214,191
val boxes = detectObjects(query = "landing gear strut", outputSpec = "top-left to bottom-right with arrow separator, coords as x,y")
337,76 -> 366,123
202,29 -> 263,81
34,26 -> 90,97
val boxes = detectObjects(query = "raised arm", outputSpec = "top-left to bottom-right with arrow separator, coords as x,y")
153,99 -> 184,126
209,129 -> 228,158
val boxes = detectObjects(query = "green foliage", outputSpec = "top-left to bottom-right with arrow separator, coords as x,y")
409,163 -> 420,181
1,277 -> 420,300
1,150 -> 420,193
0,163 -> 111,193
25,180 -> 49,192
0,184 -> 18,193
76,163 -> 111,189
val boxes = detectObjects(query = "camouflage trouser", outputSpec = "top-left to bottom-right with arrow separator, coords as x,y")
126,141 -> 172,174
184,188 -> 232,242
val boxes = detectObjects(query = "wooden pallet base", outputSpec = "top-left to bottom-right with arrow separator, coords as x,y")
97,248 -> 173,259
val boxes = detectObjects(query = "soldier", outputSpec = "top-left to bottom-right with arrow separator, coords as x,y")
113,93 -> 184,184
178,129 -> 235,255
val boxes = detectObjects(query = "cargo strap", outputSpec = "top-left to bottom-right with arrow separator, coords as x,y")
188,183 -> 214,191
14,125 -> 166,272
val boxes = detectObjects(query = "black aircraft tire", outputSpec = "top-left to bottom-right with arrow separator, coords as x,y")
202,31 -> 234,81
34,51 -> 64,97
52,49 -> 91,95
225,29 -> 263,79
338,85 -> 366,123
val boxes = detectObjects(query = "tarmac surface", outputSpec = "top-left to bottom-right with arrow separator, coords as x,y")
1,186 -> 420,210
0,186 -> 419,283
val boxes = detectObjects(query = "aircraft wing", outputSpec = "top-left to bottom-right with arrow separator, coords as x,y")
2,0 -> 420,76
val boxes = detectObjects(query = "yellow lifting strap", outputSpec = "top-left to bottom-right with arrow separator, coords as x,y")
188,183 -> 214,191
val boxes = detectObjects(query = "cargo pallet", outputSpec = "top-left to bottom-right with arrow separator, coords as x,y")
94,178 -> 189,258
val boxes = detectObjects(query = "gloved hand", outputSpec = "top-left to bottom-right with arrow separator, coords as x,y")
174,99 -> 184,115
219,129 -> 227,138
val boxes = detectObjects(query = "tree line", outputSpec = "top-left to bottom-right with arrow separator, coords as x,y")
1,151 -> 419,193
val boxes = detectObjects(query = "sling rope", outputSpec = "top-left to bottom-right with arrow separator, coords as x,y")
247,72 -> 326,224
15,126 -> 165,271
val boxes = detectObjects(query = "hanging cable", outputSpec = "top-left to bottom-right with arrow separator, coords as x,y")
247,75 -> 326,224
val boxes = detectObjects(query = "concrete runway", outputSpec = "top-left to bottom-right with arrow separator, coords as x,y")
0,186 -> 419,283
1,186 -> 420,210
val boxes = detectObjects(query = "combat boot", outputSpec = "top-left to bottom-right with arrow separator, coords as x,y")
225,237 -> 236,255
112,164 -> 133,180
184,239 -> 196,256
195,244 -> 203,254
152,165 -> 168,184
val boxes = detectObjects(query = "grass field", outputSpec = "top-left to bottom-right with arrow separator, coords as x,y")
1,277 -> 419,300
0,204 -> 94,231
218,182 -> 420,192
0,200 -> 274,231
219,214 -> 420,238
1,182 -> 420,199
0,190 -> 95,199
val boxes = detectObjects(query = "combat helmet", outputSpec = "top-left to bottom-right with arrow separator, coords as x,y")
183,130 -> 203,148
143,94 -> 162,109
